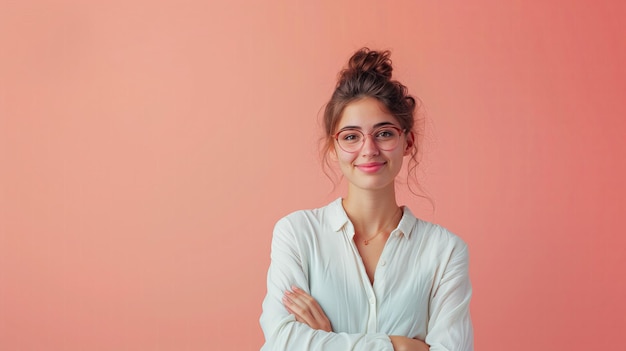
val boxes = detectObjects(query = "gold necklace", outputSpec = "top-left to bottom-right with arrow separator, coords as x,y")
361,207 -> 402,245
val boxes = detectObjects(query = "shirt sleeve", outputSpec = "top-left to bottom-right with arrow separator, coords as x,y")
424,238 -> 474,351
259,216 -> 394,351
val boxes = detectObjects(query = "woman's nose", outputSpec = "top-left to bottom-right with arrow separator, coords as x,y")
360,134 -> 380,156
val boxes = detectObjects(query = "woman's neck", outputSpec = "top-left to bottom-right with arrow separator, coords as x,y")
342,184 -> 400,236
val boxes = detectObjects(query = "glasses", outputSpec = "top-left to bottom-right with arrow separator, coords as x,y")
334,126 -> 405,153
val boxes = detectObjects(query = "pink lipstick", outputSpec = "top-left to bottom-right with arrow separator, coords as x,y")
356,162 -> 386,173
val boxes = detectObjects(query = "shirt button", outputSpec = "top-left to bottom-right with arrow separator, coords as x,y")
380,260 -> 386,266
369,297 -> 375,304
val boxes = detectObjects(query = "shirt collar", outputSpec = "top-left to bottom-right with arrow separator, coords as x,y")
329,198 -> 350,232
397,206 -> 418,239
328,197 -> 418,239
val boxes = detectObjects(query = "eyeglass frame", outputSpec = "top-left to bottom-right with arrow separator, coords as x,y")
333,125 -> 406,153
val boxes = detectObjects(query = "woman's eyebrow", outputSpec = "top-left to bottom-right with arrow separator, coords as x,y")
338,121 -> 396,131
338,125 -> 362,131
373,121 -> 395,128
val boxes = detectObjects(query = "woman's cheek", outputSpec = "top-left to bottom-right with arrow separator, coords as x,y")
336,152 -> 356,171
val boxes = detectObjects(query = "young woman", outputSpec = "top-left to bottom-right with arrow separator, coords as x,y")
260,48 -> 473,351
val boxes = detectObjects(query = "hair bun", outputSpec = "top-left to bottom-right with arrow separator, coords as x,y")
346,48 -> 393,79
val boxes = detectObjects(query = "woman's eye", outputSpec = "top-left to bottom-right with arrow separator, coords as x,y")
343,133 -> 359,141
376,129 -> 396,139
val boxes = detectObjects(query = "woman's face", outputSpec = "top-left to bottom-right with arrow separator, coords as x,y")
333,97 -> 413,192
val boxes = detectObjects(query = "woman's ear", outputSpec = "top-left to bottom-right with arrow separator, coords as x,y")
403,131 -> 415,156
329,146 -> 339,161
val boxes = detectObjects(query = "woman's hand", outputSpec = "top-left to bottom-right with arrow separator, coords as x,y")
389,336 -> 430,351
282,286 -> 332,332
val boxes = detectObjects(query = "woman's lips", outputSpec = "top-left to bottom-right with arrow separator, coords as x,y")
355,162 -> 386,173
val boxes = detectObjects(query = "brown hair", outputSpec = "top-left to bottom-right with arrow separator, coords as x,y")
321,47 -> 423,195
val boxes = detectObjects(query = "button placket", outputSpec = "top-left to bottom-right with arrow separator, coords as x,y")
366,293 -> 377,332
344,225 -> 379,333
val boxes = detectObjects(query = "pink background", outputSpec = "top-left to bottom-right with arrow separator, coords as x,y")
1,1 -> 625,350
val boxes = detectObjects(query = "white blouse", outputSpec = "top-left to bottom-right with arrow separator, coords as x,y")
260,198 -> 473,350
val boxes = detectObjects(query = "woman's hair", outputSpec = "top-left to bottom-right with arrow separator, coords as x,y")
321,47 -> 423,195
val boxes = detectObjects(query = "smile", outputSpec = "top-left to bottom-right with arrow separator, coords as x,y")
355,162 -> 386,173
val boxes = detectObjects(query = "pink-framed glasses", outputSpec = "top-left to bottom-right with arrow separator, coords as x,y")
333,126 -> 405,153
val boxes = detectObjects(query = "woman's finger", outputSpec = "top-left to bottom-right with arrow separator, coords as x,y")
283,292 -> 317,327
286,289 -> 320,320
283,287 -> 332,332
284,303 -> 306,324
291,287 -> 330,325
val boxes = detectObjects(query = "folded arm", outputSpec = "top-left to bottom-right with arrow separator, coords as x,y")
260,218 -> 395,350
284,286 -> 429,351
260,217 -> 433,351
424,240 -> 474,351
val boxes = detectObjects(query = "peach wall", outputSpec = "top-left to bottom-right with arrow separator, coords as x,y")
1,1 -> 625,350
